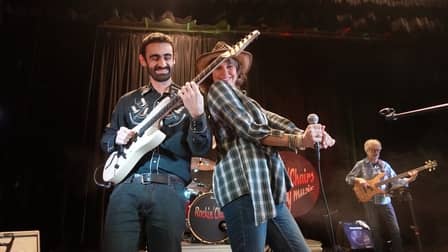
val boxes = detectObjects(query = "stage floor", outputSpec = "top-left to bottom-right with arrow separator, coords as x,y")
180,239 -> 323,251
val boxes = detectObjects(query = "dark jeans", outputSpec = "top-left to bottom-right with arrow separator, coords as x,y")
364,202 -> 403,252
222,194 -> 310,252
102,178 -> 186,252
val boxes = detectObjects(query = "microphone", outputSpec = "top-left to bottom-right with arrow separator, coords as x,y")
306,113 -> 320,151
379,107 -> 397,120
307,113 -> 319,124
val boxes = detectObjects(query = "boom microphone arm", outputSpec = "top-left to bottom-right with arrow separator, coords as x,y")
379,103 -> 448,120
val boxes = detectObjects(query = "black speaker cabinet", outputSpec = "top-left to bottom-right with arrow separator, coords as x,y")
0,230 -> 40,252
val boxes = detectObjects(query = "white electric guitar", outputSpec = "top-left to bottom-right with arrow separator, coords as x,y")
103,30 -> 261,184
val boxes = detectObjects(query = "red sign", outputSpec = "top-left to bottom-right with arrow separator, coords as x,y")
280,151 -> 320,217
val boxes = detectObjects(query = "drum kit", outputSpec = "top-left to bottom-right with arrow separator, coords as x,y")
185,157 -> 228,244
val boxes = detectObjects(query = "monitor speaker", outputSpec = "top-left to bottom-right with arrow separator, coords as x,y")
341,222 -> 374,251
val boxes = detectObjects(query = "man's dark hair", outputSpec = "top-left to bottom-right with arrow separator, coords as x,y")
140,32 -> 174,56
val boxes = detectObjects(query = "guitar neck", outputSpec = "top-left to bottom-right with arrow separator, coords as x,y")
136,95 -> 182,135
139,56 -> 226,130
193,30 -> 260,86
193,56 -> 225,86
136,53 -> 227,135
376,164 -> 428,186
135,30 -> 260,135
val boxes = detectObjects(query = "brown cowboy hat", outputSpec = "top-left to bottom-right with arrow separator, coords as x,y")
196,41 -> 253,75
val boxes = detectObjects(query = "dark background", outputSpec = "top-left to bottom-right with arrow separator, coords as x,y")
1,0 -> 447,251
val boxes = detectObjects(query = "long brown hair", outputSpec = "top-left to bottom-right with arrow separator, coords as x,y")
200,57 -> 248,94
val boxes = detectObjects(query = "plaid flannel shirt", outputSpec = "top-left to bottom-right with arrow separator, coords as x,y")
207,81 -> 302,225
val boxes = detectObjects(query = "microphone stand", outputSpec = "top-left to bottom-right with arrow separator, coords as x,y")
314,143 -> 338,252
400,188 -> 424,252
378,103 -> 440,251
306,114 -> 338,251
379,103 -> 448,120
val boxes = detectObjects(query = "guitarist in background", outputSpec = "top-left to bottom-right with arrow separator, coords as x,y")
346,139 -> 418,252
100,32 -> 212,252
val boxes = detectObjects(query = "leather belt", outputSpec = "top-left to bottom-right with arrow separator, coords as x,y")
126,173 -> 185,185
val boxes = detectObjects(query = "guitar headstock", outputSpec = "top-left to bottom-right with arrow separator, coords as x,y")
424,160 -> 438,172
221,30 -> 261,58
193,30 -> 261,85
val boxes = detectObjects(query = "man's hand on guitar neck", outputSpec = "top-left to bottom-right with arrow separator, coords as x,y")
178,81 -> 204,119
405,170 -> 419,183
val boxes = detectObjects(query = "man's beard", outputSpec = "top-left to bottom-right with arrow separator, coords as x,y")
148,66 -> 172,82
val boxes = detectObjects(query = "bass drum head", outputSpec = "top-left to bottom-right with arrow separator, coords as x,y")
187,192 -> 228,244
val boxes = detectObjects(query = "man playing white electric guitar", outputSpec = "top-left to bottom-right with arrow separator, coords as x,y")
100,32 -> 212,252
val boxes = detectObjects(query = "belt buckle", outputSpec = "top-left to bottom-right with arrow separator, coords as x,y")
135,173 -> 181,185
141,173 -> 152,185
129,174 -> 144,184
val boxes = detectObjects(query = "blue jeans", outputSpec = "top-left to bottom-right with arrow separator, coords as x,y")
102,179 -> 186,252
364,202 -> 403,252
222,194 -> 310,252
